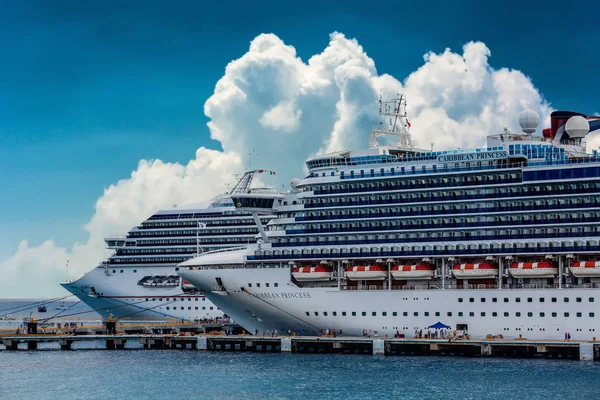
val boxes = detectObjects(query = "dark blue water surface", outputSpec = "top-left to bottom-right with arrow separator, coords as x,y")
1,351 -> 600,400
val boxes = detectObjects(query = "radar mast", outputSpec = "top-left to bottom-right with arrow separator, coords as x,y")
369,93 -> 416,149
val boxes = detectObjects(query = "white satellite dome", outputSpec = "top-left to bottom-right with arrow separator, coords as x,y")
565,115 -> 589,138
519,109 -> 540,134
290,178 -> 301,190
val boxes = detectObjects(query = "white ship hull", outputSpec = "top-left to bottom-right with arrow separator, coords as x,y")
61,265 -> 223,321
179,267 -> 600,340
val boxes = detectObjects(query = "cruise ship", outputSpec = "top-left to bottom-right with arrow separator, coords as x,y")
179,95 -> 600,340
61,170 -> 278,320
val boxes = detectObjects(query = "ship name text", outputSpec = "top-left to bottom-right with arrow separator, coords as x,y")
437,150 -> 508,163
254,292 -> 311,299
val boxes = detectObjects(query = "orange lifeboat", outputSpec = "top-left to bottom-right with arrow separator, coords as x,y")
181,279 -> 196,289
292,265 -> 333,281
569,261 -> 600,278
391,263 -> 435,280
452,262 -> 498,279
345,265 -> 387,281
509,261 -> 557,278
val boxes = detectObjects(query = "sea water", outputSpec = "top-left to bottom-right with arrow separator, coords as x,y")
1,299 -> 600,399
1,350 -> 600,399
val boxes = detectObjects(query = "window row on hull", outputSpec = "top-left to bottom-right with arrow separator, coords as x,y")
140,218 -> 270,229
116,248 -> 199,256
302,182 -> 600,209
309,171 -> 522,195
279,213 -> 600,235
290,197 -> 600,223
271,229 -> 600,247
135,237 -> 255,247
109,256 -> 190,264
250,241 -> 600,261
128,228 -> 259,238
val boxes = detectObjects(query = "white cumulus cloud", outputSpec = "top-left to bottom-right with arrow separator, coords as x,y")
0,148 -> 243,298
1,32 -> 556,297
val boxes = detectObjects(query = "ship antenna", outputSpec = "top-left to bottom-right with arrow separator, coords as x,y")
229,169 -> 277,194
369,93 -> 416,149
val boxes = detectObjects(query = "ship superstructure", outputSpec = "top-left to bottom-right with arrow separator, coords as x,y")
61,170 -> 281,320
179,95 -> 600,339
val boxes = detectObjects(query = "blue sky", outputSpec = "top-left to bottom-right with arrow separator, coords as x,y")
1,0 -> 598,262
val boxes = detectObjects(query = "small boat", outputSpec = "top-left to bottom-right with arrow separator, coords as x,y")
37,305 -> 47,313
345,265 -> 387,281
569,261 -> 600,277
292,264 -> 333,281
391,262 -> 435,280
55,302 -> 69,311
509,261 -> 558,278
452,262 -> 498,279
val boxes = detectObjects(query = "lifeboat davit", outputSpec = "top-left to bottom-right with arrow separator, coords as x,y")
391,263 -> 435,280
346,265 -> 387,281
292,265 -> 333,281
509,261 -> 557,278
569,261 -> 600,277
452,263 -> 498,279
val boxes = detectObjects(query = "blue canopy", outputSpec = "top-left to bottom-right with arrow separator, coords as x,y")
428,321 -> 451,329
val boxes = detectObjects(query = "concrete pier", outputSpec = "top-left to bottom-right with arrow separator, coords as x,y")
1,334 -> 598,361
